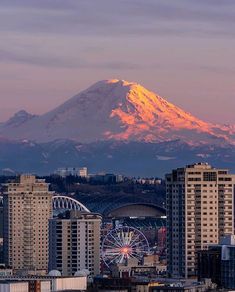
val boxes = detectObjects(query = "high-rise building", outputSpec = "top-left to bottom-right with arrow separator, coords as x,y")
166,163 -> 235,278
3,174 -> 53,274
49,210 -> 101,276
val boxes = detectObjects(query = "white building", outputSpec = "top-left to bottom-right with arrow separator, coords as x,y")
49,210 -> 101,276
0,282 -> 29,292
0,276 -> 87,292
52,276 -> 87,291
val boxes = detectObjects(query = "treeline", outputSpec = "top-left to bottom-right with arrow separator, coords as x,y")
0,175 -> 166,201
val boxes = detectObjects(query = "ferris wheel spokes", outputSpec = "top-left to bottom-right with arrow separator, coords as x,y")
102,226 -> 150,269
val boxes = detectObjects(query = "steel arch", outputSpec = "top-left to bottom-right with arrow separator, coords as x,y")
0,195 -> 90,212
52,195 -> 90,212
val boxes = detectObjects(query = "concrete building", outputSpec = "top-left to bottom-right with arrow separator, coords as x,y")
3,175 -> 53,274
49,210 -> 101,276
166,163 -> 235,278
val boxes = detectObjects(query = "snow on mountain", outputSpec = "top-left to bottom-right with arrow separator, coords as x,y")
3,110 -> 36,127
0,79 -> 234,144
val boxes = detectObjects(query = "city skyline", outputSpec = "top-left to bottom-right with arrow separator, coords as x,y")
0,0 -> 235,124
1,1 -> 235,290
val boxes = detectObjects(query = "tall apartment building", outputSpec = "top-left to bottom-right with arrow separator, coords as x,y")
166,163 -> 235,278
49,210 -> 101,276
3,175 -> 53,274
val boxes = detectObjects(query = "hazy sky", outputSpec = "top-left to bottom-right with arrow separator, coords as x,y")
0,0 -> 235,124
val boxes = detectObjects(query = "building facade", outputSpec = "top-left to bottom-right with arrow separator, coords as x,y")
166,163 -> 235,278
49,210 -> 101,276
3,175 -> 53,273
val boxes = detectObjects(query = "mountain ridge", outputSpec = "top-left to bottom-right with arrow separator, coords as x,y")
0,139 -> 235,176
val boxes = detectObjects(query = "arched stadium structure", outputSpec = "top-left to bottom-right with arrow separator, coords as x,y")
105,202 -> 165,218
0,195 -> 90,214
74,193 -> 166,218
52,195 -> 90,213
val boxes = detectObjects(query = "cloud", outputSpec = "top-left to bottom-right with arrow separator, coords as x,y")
197,65 -> 235,75
0,47 -> 141,70
0,0 -> 234,38
0,0 -> 234,71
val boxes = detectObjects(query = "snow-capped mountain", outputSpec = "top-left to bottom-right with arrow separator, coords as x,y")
0,79 -> 234,145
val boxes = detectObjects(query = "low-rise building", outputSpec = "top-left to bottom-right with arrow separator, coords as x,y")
0,281 -> 29,292
94,277 -> 215,292
55,167 -> 88,177
111,256 -> 166,279
198,235 -> 235,290
197,247 -> 221,287
0,275 -> 87,292
0,267 -> 13,277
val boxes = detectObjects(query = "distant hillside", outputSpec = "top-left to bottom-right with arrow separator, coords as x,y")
0,139 -> 235,176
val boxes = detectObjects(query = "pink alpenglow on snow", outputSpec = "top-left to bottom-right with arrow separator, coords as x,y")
0,79 -> 235,145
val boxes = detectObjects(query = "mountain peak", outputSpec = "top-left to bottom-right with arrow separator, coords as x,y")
14,110 -> 33,118
87,79 -> 142,92
0,79 -> 234,145
4,110 -> 36,127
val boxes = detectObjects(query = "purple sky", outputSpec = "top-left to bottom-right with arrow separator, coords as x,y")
0,0 -> 235,124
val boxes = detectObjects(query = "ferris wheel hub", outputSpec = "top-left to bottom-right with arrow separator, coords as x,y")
121,246 -> 131,254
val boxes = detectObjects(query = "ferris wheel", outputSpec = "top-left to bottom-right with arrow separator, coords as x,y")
102,226 -> 150,268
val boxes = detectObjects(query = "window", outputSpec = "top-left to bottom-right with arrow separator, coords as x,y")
203,172 -> 217,181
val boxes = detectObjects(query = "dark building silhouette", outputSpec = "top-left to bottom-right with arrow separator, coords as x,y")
197,247 -> 221,287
